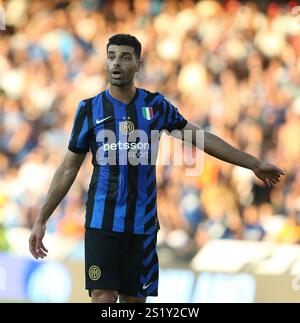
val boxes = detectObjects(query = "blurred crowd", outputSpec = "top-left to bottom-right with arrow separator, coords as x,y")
1,0 -> 300,259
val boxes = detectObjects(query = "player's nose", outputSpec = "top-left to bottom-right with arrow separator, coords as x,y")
112,56 -> 122,66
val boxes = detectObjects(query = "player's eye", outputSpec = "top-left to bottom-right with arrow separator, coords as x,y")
124,56 -> 131,61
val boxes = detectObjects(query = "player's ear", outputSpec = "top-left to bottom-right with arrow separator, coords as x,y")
136,59 -> 142,72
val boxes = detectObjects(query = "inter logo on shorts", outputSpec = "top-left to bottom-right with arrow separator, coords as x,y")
120,121 -> 134,134
89,266 -> 101,280
142,107 -> 153,120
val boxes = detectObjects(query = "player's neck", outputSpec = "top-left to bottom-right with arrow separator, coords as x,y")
109,84 -> 137,104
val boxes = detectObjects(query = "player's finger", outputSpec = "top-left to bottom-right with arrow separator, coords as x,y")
35,238 -> 42,254
270,175 -> 279,182
40,248 -> 48,255
274,171 -> 283,178
41,242 -> 48,253
37,253 -> 46,259
272,173 -> 280,178
268,177 -> 277,185
275,167 -> 285,175
37,249 -> 47,257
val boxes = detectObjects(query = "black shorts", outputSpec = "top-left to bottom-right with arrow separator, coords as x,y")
85,228 -> 159,298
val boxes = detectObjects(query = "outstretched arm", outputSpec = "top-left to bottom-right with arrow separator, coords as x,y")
175,122 -> 285,186
29,150 -> 86,259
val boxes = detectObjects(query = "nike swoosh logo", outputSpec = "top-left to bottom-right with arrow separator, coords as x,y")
96,116 -> 112,124
142,282 -> 152,290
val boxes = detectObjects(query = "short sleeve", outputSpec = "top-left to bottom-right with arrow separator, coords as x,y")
68,100 -> 90,154
162,98 -> 188,132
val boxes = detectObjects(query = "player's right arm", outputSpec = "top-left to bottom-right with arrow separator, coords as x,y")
29,99 -> 90,259
29,150 -> 86,259
29,100 -> 89,259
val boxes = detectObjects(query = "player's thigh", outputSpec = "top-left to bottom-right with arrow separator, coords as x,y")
119,232 -> 159,298
85,229 -> 123,294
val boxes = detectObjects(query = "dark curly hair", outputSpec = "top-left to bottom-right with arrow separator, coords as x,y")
106,34 -> 142,59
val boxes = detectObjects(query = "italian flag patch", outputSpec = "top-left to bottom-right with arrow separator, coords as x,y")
142,107 -> 153,120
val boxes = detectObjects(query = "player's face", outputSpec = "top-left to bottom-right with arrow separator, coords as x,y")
106,45 -> 141,87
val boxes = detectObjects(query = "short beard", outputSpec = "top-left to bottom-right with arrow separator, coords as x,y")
110,78 -> 132,87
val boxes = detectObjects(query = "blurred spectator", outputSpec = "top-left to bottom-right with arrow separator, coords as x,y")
242,205 -> 266,241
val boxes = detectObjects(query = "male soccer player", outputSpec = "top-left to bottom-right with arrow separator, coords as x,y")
29,34 -> 285,303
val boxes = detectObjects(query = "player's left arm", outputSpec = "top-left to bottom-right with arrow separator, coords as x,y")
176,122 -> 285,187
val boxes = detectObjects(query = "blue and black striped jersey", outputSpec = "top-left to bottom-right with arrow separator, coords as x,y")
68,88 -> 187,235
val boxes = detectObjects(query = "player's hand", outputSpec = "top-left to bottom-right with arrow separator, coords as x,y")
252,161 -> 285,187
29,221 -> 48,259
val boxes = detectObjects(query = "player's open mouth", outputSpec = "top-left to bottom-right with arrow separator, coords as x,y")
112,70 -> 124,79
